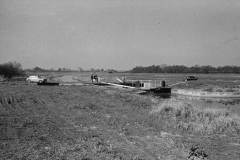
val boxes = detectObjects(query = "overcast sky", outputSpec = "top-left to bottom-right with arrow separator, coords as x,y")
0,0 -> 240,70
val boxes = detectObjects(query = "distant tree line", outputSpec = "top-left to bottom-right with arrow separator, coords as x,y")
0,62 -> 25,79
25,66 -> 120,73
130,65 -> 240,73
25,66 -> 77,72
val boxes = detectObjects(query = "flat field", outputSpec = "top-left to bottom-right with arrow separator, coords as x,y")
0,73 -> 240,160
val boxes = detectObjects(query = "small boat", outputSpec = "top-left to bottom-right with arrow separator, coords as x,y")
142,80 -> 171,98
117,77 -> 171,97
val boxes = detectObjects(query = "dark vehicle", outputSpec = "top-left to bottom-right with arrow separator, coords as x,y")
185,76 -> 198,81
37,79 -> 59,86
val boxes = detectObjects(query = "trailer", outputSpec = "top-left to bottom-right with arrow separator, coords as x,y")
37,79 -> 59,86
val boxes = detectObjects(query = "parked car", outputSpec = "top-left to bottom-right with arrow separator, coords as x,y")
26,75 -> 46,83
185,76 -> 198,81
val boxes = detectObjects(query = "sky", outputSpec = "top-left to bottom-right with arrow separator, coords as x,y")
0,0 -> 240,70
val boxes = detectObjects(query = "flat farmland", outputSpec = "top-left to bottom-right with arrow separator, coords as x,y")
1,73 -> 240,160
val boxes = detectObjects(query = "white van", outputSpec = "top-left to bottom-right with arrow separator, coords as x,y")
26,75 -> 46,83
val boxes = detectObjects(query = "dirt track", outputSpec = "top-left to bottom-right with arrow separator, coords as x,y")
0,82 -> 239,160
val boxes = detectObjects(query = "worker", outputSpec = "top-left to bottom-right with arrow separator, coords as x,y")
91,73 -> 94,83
91,73 -> 99,83
94,74 -> 98,83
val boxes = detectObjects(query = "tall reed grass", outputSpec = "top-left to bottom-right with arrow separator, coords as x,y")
149,100 -> 240,135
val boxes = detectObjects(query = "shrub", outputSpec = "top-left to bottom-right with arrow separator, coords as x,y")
0,62 -> 25,79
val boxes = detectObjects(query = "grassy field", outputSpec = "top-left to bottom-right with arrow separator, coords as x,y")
1,73 -> 240,159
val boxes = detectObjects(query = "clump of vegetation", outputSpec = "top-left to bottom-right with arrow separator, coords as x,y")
203,87 -> 214,92
225,88 -> 236,92
0,62 -> 25,79
215,88 -> 223,92
188,144 -> 208,160
149,100 -> 240,135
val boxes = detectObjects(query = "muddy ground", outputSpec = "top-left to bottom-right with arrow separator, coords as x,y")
0,82 -> 240,160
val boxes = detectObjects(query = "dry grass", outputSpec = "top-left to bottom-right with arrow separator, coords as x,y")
0,83 -> 188,160
149,99 -> 240,135
1,82 -> 240,160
